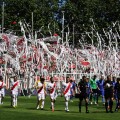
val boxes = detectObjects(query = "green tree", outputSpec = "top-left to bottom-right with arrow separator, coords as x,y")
59,0 -> 120,44
0,0 -> 60,37
0,0 -> 120,45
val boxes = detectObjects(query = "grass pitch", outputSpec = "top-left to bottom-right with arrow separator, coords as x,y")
0,96 -> 120,120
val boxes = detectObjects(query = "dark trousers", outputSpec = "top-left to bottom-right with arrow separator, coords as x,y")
79,93 -> 88,112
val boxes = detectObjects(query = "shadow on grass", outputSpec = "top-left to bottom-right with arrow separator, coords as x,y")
91,111 -> 106,113
27,107 -> 50,111
2,105 -> 13,109
55,109 -> 65,112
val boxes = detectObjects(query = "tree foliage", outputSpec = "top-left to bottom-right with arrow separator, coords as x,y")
0,0 -> 120,44
0,0 -> 60,36
59,0 -> 120,44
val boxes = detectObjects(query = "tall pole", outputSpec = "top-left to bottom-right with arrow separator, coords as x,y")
73,24 -> 75,48
32,12 -> 34,39
2,2 -> 5,33
62,11 -> 64,44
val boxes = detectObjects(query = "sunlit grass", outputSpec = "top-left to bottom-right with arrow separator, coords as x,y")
0,95 -> 119,120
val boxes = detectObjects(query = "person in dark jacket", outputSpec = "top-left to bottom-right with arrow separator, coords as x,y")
114,77 -> 120,112
78,76 -> 89,113
104,75 -> 114,113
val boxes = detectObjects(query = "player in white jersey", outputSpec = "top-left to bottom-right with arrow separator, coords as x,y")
62,77 -> 72,112
47,77 -> 57,112
34,77 -> 46,110
0,76 -> 6,104
10,76 -> 20,108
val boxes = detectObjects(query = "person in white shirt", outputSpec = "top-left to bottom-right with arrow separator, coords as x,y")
10,75 -> 20,108
34,77 -> 46,110
47,77 -> 57,112
0,76 -> 7,104
62,76 -> 72,112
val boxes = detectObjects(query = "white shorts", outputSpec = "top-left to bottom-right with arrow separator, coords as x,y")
37,93 -> 45,100
50,93 -> 56,100
12,91 -> 18,96
64,94 -> 70,101
1,89 -> 5,97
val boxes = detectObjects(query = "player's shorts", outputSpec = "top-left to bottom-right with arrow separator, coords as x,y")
37,93 -> 45,100
75,93 -> 80,98
104,91 -> 113,99
92,89 -> 98,94
50,93 -> 56,100
79,93 -> 88,100
1,88 -> 5,97
64,95 -> 70,101
12,91 -> 18,96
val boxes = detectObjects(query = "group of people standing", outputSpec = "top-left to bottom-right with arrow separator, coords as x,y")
0,74 -> 120,113
78,75 -> 120,113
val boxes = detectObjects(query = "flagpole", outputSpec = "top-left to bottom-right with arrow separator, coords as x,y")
62,11 -> 64,44
32,12 -> 34,39
73,24 -> 75,48
2,2 -> 5,33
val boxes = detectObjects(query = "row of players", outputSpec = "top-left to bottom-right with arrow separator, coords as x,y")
0,75 -> 120,113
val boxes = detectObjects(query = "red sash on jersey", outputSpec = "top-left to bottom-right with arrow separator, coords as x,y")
50,83 -> 56,94
37,86 -> 43,93
11,82 -> 18,90
64,83 -> 71,95
0,82 -> 3,89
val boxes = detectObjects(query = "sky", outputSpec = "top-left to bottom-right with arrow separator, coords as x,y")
58,0 -> 67,7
